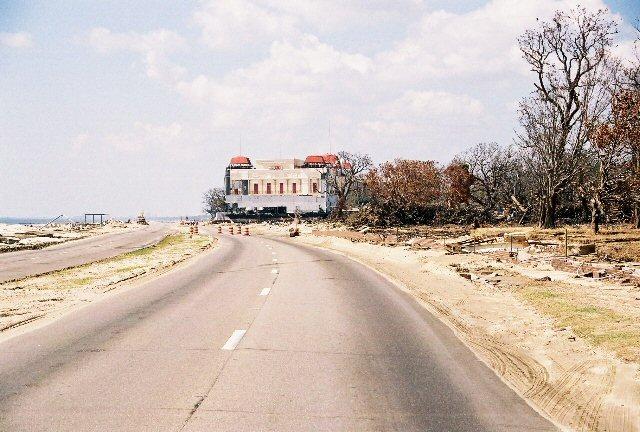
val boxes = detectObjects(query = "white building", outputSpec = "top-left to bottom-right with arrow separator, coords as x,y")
224,154 -> 346,214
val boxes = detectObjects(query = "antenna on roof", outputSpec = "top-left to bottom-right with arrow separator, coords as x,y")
329,119 -> 332,155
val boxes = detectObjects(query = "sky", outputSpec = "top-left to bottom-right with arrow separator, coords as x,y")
1,0 -> 639,218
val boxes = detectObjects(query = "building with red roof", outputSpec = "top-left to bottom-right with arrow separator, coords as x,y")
224,154 -> 344,214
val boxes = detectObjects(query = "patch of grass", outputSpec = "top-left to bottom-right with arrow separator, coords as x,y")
521,284 -> 640,362
115,265 -> 143,273
524,289 -> 558,300
69,277 -> 94,286
122,234 -> 182,258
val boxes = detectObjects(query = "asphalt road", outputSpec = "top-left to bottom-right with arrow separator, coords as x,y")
0,223 -> 172,283
0,230 -> 558,431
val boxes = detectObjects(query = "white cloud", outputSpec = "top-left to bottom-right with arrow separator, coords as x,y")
192,0 -> 420,50
88,27 -> 187,81
0,32 -> 33,48
399,91 -> 484,116
103,121 -> 186,155
71,133 -> 90,152
90,0 -> 637,162
375,0 -> 616,82
193,0 -> 298,50
170,34 -> 375,154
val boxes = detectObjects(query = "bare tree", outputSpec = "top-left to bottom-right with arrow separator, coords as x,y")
202,188 -> 226,219
517,7 -> 617,227
326,152 -> 372,219
458,143 -> 518,221
621,25 -> 640,227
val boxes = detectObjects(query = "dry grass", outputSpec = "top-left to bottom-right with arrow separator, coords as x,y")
597,241 -> 640,262
518,280 -> 640,362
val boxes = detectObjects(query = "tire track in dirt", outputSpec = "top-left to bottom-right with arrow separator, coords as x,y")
412,290 -> 617,432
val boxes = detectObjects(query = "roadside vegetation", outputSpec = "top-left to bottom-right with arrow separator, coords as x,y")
323,9 -> 640,238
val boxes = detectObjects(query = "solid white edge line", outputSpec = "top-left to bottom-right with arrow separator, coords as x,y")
260,287 -> 271,296
221,329 -> 247,350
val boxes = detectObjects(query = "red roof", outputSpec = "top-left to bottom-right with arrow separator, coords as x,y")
304,155 -> 326,164
323,154 -> 339,165
230,156 -> 251,165
342,161 -> 352,170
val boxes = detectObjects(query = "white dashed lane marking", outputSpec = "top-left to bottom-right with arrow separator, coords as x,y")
222,330 -> 247,350
271,268 -> 278,274
260,287 -> 271,296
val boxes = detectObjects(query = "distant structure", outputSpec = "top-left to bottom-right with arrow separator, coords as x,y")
224,154 -> 346,214
84,213 -> 108,225
136,212 -> 148,225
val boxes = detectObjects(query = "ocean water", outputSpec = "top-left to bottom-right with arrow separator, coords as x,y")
0,215 -> 208,225
0,217 -> 52,225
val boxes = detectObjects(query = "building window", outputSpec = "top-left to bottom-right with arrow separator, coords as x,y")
266,183 -> 272,194
279,183 -> 284,194
292,183 -> 297,193
253,184 -> 258,194
312,183 -> 318,193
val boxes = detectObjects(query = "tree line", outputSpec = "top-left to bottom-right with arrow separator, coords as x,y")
341,8 -> 640,233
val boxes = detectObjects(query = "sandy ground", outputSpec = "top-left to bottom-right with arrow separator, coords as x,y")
253,222 -> 640,432
0,222 -> 136,253
0,229 -> 214,339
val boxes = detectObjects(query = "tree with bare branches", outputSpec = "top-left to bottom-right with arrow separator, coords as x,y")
326,151 -> 372,219
517,7 -> 617,228
202,187 -> 227,219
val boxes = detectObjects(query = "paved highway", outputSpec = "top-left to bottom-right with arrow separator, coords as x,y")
0,223 -> 172,283
0,230 -> 558,431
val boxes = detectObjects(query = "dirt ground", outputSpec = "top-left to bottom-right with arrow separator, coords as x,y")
253,221 -> 640,432
0,229 -> 214,338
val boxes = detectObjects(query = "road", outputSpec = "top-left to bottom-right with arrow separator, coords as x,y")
0,223 -> 172,283
0,230 -> 558,431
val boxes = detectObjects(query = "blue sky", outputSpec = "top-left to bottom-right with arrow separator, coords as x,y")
1,0 -> 638,217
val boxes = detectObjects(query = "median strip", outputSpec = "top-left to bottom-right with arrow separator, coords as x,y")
0,232 -> 214,334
